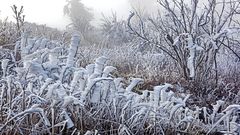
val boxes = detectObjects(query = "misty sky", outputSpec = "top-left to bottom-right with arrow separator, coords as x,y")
0,0 -> 157,29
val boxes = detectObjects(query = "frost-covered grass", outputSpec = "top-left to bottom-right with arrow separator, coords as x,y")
75,43 -> 240,105
0,33 -> 239,134
0,19 -> 64,49
77,45 -> 177,80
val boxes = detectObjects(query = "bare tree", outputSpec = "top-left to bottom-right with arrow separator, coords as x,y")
11,5 -> 25,36
128,0 -> 240,89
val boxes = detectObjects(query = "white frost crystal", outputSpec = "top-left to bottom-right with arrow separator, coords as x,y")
66,34 -> 80,67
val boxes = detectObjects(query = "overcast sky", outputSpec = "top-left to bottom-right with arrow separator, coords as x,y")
0,0 -> 157,29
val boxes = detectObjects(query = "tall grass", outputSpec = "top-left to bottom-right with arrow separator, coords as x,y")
0,33 -> 239,134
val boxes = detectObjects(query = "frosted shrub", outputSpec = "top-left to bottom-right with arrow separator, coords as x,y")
100,13 -> 132,47
127,0 -> 240,100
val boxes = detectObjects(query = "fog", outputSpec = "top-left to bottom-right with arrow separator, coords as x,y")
0,0 -> 158,29
0,0 -> 69,29
129,0 -> 159,14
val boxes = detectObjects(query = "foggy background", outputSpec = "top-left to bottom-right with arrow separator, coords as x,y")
0,0 -> 158,29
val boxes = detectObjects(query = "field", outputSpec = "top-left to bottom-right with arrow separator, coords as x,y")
0,0 -> 240,134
